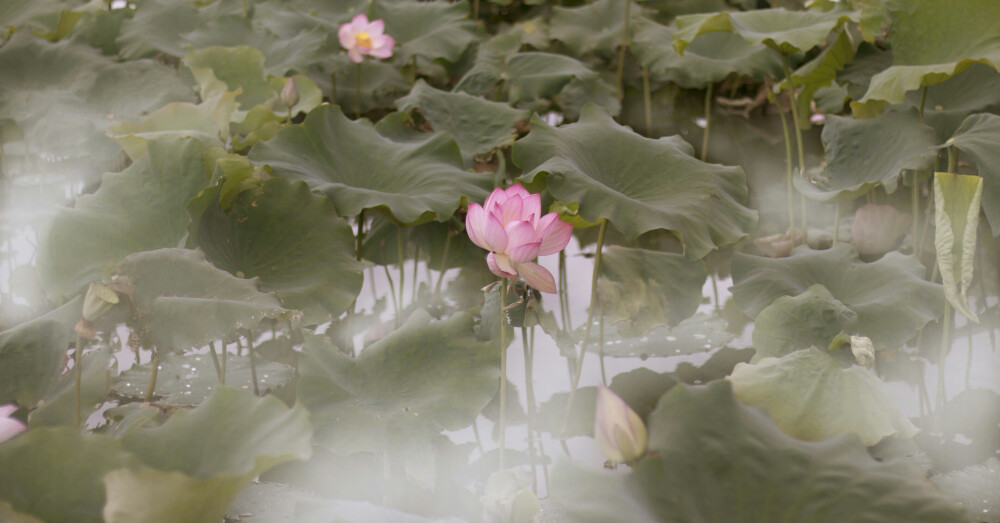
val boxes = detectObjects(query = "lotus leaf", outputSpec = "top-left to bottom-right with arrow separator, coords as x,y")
673,8 -> 858,56
374,0 -> 476,64
945,113 -> 1000,236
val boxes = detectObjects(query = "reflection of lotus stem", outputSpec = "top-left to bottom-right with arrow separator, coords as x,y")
499,278 -> 509,470
642,68 -> 652,135
208,340 -> 222,383
615,0 -> 632,101
522,325 -> 538,491
75,335 -> 83,426
701,83 -> 713,162
355,63 -> 362,119
781,54 -> 807,231
248,332 -> 259,396
397,227 -> 406,314
776,93 -> 795,234
145,350 -> 158,402
562,218 -> 609,438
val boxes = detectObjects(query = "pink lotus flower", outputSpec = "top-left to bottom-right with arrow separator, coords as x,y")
338,14 -> 395,63
466,184 -> 572,293
0,404 -> 25,444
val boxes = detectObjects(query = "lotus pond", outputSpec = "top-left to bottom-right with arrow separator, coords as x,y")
1,0 -> 999,521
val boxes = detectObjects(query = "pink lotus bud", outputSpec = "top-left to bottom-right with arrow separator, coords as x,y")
280,77 -> 299,108
465,184 -> 572,293
338,14 -> 395,63
0,405 -> 25,444
594,385 -> 647,464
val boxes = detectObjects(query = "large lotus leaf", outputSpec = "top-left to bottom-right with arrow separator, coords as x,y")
673,8 -> 858,56
112,351 -> 294,405
731,244 -> 943,348
859,0 -> 1000,105
751,284 -> 858,360
0,428 -> 136,523
838,41 -> 893,101
116,0 -> 200,59
180,15 -> 329,76
107,91 -> 234,161
395,80 -> 527,158
632,18 -> 781,88
729,347 -> 918,446
115,248 -> 292,351
785,29 -> 856,129
454,30 -> 523,96
550,381 -> 965,522
899,63 -> 1000,141
182,45 -> 273,109
104,387 -> 312,523
505,52 -> 606,106
308,54 -> 411,114
549,0 -> 640,58
515,104 -> 757,259
934,172 -> 982,322
578,313 -> 732,359
37,139 -> 210,300
0,318 -> 68,406
297,311 -> 498,454
597,246 -> 706,336
374,0 -> 476,63
946,113 -> 1000,236
796,109 -> 937,201
249,104 -> 492,225
187,177 -> 364,323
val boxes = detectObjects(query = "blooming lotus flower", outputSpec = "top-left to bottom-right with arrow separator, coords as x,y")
0,404 -> 25,444
466,184 -> 572,293
594,384 -> 647,464
338,14 -> 395,63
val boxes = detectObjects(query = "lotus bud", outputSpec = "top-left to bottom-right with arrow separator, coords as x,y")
594,384 -> 648,464
0,404 -> 25,444
850,335 -> 875,369
280,77 -> 299,108
82,282 -> 119,322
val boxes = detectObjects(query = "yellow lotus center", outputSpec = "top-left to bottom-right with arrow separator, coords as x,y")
354,32 -> 373,50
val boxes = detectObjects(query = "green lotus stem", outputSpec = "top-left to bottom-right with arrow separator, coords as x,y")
976,241 -> 996,353
247,332 -> 259,396
145,350 -> 158,402
701,82 -> 713,163
780,54 -> 807,176
948,146 -> 957,173
471,418 -> 485,454
521,325 -> 539,492
562,218 -> 609,438
411,244 -> 419,301
74,335 -> 83,426
498,278 -> 509,470
473,0 -> 479,20
598,307 -> 607,385
432,226 -> 452,301
558,250 -> 572,330
330,72 -> 338,106
207,341 -> 222,382
833,200 -> 840,243
937,301 -> 951,411
912,172 -> 920,250
642,67 -> 653,135
221,339 -> 227,385
397,227 -> 406,313
918,85 -> 928,121
355,62 -> 362,119
383,265 -> 400,323
615,0 -> 632,101
776,93 -> 795,234
707,260 -> 720,312
242,0 -> 248,17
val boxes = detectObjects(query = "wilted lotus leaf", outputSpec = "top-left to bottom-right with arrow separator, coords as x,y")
934,172 -> 982,322
850,203 -> 911,258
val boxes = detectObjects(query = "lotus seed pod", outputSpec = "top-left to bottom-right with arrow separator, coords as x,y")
82,282 -> 120,322
280,78 -> 299,108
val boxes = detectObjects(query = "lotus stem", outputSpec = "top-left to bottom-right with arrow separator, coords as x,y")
615,0 -> 632,101
208,340 -> 222,382
701,82 -> 713,163
522,325 -> 539,492
912,172 -> 920,250
642,67 -> 652,135
598,307 -> 607,385
776,92 -> 795,234
355,62 -> 362,119
948,146 -> 957,174
397,226 -> 406,313
247,332 -> 259,396
221,339 -> 227,385
558,250 -> 572,330
473,0 -> 479,20
499,278 -> 509,470
708,260 -> 720,312
781,54 -> 808,232
411,244 -> 419,301
918,85 -> 928,121
937,301 -> 951,411
833,200 -> 840,243
562,218 -> 609,439
74,335 -> 83,426
144,349 -> 158,402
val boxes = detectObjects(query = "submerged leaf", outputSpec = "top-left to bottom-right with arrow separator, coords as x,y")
933,172 -> 982,322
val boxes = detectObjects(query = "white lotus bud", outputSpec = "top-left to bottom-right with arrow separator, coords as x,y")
850,335 -> 875,369
280,77 -> 299,108
594,384 -> 648,464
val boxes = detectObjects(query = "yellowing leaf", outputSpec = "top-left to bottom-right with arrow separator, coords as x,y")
934,172 -> 983,322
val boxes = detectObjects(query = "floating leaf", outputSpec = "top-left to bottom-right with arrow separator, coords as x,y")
797,109 -> 937,201
673,8 -> 857,55
375,0 -> 476,64
182,45 -> 273,109
116,0 -> 200,59
582,313 -> 732,359
731,244 -> 942,349
597,246 -> 707,335
946,113 -> 1000,236
249,104 -> 492,225
549,0 -> 639,58
297,311 -> 498,454
549,381 -> 965,522
751,284 -> 858,359
188,177 -> 364,323
115,248 -> 292,351
395,80 -> 527,158
729,347 -> 918,446
180,15 -> 328,76
515,103 -> 757,259
934,172 -> 982,322
107,91 -> 234,161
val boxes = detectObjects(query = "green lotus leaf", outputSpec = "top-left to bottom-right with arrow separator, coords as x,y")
549,0 -> 639,58
309,54 -> 411,114
374,0 -> 476,63
74,7 -> 132,56
731,243 -> 943,349
751,284 -> 858,360
28,345 -> 113,428
180,15 -> 329,76
838,41 -> 893,101
673,8 -> 858,56
395,80 -> 527,158
505,52 -> 608,108
934,172 -> 982,322
454,30 -> 523,96
112,351 -> 294,405
898,63 -> 1000,142
632,18 -> 782,88
514,104 -> 757,259
796,109 -> 937,201
297,311 -> 498,454
549,381 -> 965,522
116,0 -> 200,59
859,0 -> 1000,105
945,113 -> 1000,236
183,45 -> 273,109
188,177 -> 364,323
783,29 -> 856,129
114,248 -> 293,351
0,0 -> 64,35
597,246 -> 707,336
0,317 -> 68,406
249,104 -> 492,225
578,313 -> 732,359
104,387 -> 312,523
729,347 -> 918,446
37,139 -> 211,301
0,428 -> 136,523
